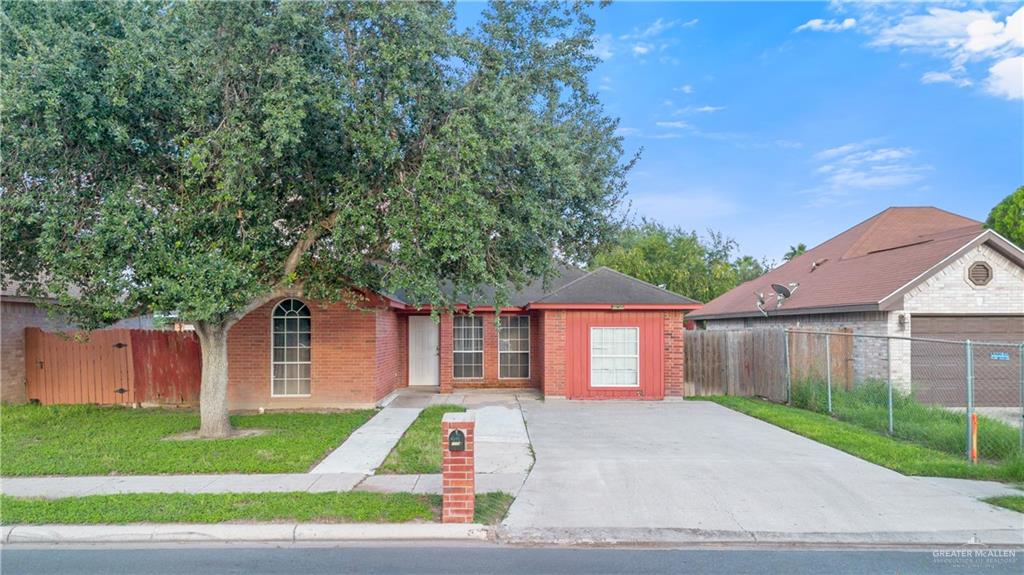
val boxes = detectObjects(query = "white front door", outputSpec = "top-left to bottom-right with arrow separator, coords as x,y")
408,316 -> 439,387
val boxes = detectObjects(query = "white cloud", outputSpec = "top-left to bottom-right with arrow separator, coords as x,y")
985,56 -> 1024,100
614,127 -> 641,137
621,17 -> 698,41
655,120 -> 691,129
674,84 -> 694,94
848,5 -> 1024,99
692,105 -> 725,113
806,141 -> 931,206
632,43 -> 652,56
920,71 -> 973,87
795,18 -> 856,33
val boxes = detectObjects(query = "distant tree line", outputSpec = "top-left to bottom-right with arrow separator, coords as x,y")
589,221 -> 773,304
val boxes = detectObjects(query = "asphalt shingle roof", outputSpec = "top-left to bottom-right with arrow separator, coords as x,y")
689,207 -> 998,320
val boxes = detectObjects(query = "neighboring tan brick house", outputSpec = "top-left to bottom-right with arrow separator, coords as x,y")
689,207 -> 1024,398
226,267 -> 700,409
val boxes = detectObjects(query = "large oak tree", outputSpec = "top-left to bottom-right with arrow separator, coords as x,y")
1,1 -> 630,436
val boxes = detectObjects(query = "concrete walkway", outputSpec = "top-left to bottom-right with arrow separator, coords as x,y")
0,472 -> 526,497
310,407 -> 422,474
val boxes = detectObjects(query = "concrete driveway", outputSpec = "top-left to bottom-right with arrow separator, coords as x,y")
502,400 -> 1024,545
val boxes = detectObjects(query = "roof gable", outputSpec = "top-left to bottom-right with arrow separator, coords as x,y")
690,207 -> 999,320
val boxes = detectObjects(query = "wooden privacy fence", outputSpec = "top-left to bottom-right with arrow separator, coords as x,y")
684,327 -> 853,401
24,328 -> 202,406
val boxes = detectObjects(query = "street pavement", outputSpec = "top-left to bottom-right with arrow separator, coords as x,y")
2,544 -> 1021,574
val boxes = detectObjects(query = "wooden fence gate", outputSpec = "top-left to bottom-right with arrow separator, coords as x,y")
24,328 -> 201,406
684,327 -> 853,401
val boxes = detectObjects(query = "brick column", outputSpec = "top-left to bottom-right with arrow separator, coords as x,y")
664,311 -> 685,397
439,314 -> 454,394
441,412 -> 475,523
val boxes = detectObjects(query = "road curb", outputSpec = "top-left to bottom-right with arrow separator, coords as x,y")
3,523 -> 491,544
498,527 -> 1024,548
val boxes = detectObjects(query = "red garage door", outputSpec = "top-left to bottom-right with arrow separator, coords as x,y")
564,311 -> 665,400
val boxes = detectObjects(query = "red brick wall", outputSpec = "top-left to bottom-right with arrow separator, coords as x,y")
663,311 -> 685,397
541,310 -> 567,397
374,311 -> 408,401
438,311 -> 542,393
227,297 -> 401,410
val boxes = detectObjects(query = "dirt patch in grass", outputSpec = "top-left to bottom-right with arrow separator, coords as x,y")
163,429 -> 271,441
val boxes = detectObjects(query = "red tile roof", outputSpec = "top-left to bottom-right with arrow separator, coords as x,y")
689,207 -> 993,320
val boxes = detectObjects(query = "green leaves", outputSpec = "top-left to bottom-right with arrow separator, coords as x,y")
591,222 -> 770,304
985,186 -> 1024,249
1,1 -> 628,324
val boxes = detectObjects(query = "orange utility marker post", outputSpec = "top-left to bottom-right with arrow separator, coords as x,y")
442,412 -> 475,523
971,412 -> 978,464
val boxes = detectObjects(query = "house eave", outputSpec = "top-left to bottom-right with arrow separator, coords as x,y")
526,303 -> 703,311
691,303 -> 882,322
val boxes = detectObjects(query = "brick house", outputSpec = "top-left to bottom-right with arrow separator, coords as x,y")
689,207 -> 1024,394
226,267 -> 701,410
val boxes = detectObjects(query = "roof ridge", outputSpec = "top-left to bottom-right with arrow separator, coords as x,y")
595,266 -> 699,303
529,267 -> 598,304
842,208 -> 895,261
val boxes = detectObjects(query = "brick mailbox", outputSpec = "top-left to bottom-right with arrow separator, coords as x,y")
441,412 -> 475,523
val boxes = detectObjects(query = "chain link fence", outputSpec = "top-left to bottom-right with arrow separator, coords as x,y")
785,329 -> 1023,464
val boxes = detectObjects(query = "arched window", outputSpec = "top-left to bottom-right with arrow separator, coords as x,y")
272,299 -> 311,396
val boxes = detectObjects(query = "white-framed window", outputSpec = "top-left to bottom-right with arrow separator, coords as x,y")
453,315 -> 483,379
498,315 -> 530,379
272,299 -> 311,396
590,327 -> 639,388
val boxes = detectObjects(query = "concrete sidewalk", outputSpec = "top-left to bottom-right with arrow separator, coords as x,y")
310,407 -> 422,474
0,472 -> 526,498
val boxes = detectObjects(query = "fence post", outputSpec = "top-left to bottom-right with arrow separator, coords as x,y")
965,340 -> 974,462
825,333 -> 832,414
784,329 -> 792,405
1018,343 -> 1023,453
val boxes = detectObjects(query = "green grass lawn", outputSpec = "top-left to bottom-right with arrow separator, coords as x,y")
0,491 -> 515,525
790,379 -> 1022,462
984,495 -> 1024,514
377,405 -> 468,474
0,404 -> 376,476
699,396 -> 1024,483
0,492 -> 434,524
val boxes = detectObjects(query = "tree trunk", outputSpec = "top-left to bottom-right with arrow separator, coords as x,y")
195,321 -> 233,438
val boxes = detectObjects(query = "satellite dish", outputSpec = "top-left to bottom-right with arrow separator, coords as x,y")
771,282 -> 799,309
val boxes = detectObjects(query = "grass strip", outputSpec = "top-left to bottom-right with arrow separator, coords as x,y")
0,404 -> 376,476
984,496 -> 1024,514
0,492 -> 436,524
377,405 -> 468,474
0,491 -> 516,525
698,396 -> 1024,482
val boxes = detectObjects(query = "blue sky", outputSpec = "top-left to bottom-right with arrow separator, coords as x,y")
456,2 -> 1024,262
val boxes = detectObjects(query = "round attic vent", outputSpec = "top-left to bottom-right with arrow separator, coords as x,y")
967,261 -> 992,286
